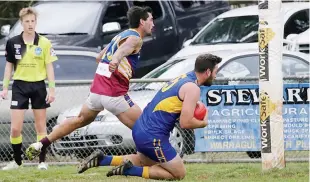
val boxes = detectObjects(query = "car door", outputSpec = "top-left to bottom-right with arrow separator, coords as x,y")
154,1 -> 179,60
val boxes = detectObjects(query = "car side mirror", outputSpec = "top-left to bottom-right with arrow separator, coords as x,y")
286,33 -> 298,40
1,24 -> 11,36
102,22 -> 121,35
284,34 -> 299,51
182,39 -> 193,48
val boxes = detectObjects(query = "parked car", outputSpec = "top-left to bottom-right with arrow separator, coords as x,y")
0,46 -> 100,161
0,0 -> 230,77
171,2 -> 309,59
52,49 -> 309,159
285,28 -> 309,54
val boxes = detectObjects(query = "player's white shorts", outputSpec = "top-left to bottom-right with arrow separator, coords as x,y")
85,92 -> 134,115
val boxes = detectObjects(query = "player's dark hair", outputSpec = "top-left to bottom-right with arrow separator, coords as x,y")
194,54 -> 222,73
127,6 -> 152,28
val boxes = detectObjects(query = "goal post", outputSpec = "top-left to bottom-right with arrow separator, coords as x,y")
258,0 -> 285,170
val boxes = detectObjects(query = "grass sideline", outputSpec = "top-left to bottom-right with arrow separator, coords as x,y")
0,162 -> 308,182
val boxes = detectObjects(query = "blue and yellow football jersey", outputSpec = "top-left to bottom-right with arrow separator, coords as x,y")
137,71 -> 198,135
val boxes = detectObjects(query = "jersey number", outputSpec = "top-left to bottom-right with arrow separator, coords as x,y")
161,74 -> 186,92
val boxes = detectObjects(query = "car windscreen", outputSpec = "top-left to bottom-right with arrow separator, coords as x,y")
8,2 -> 102,37
217,54 -> 309,78
0,54 -> 97,80
53,55 -> 97,80
191,15 -> 259,45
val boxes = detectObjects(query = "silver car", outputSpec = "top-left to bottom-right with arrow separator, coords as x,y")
52,49 -> 309,158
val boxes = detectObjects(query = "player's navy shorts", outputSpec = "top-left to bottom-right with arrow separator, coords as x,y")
132,121 -> 177,163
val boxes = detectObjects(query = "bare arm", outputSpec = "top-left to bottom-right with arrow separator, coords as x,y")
44,40 -> 57,89
111,36 -> 141,63
43,40 -> 58,103
2,62 -> 13,89
179,82 -> 208,129
45,62 -> 56,103
46,63 -> 55,85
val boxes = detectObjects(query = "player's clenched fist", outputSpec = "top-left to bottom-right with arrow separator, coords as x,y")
109,59 -> 119,72
96,55 -> 101,64
0,89 -> 8,100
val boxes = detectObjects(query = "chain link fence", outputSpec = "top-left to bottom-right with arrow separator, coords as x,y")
0,76 -> 309,166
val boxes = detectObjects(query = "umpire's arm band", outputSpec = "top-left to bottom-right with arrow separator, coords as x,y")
3,78 -> 9,88
48,81 -> 55,88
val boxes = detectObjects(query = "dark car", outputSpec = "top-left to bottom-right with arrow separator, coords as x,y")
0,0 -> 230,77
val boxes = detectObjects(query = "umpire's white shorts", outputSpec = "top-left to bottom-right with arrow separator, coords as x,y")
85,92 -> 134,115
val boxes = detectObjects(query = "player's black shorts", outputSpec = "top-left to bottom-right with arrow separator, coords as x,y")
11,80 -> 50,109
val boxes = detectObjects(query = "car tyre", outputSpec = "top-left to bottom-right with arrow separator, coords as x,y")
170,123 -> 195,158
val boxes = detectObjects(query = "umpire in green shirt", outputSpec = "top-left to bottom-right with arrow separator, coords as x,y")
0,7 -> 58,170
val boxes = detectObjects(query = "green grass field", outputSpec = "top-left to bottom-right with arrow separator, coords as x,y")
0,162 -> 308,182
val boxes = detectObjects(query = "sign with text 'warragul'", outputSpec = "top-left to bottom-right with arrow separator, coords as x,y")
195,84 -> 309,152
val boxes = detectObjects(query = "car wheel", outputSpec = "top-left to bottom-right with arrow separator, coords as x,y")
169,123 -> 195,158
170,126 -> 185,157
246,151 -> 261,158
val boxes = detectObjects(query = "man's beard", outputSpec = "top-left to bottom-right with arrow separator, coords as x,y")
203,76 -> 214,86
146,31 -> 152,36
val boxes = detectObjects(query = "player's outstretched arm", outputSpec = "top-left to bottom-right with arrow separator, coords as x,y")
179,82 -> 207,129
113,36 -> 141,63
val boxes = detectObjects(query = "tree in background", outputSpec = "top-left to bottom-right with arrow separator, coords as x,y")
0,1 -> 36,38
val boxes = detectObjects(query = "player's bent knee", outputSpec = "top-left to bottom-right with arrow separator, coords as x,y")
172,167 -> 186,180
176,172 -> 186,180
61,114 -> 89,129
163,156 -> 186,180
75,115 -> 89,127
76,111 -> 98,127
83,104 -> 100,117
